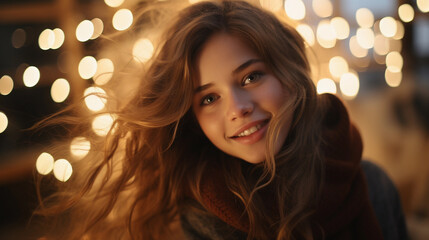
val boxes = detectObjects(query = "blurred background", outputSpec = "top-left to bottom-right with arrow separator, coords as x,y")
0,0 -> 428,239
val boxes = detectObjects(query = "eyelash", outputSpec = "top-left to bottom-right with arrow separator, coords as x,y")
200,94 -> 219,106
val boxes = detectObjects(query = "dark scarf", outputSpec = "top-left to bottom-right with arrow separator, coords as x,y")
198,94 -> 384,239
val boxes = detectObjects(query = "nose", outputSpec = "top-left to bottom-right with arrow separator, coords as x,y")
226,88 -> 253,121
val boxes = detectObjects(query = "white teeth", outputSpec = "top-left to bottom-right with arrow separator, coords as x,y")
237,124 -> 262,137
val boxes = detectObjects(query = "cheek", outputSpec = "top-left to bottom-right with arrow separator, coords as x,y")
195,111 -> 223,142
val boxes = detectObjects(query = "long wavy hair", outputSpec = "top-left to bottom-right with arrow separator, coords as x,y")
37,1 -> 324,240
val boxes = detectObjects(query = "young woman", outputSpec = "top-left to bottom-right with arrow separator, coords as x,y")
38,1 -> 407,239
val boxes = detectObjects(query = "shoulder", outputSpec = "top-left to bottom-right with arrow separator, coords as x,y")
361,160 -> 409,240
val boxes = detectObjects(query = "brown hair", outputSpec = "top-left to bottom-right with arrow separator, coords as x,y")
37,1 -> 324,239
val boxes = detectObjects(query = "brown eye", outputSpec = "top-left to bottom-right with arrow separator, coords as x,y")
242,72 -> 263,86
201,94 -> 219,106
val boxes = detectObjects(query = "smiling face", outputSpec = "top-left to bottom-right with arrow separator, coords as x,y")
192,33 -> 292,164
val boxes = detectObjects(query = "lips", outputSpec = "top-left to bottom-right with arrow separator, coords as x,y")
230,119 -> 269,138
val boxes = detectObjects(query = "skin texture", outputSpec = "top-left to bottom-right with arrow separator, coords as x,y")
192,33 -> 292,164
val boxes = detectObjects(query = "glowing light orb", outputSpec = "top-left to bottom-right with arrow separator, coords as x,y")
104,0 -> 124,7
284,0 -> 306,20
356,28 -> 375,49
380,17 -> 397,38
133,38 -> 154,63
374,34 -> 390,56
92,114 -> 115,136
76,20 -> 94,42
36,152 -> 54,175
259,0 -> 282,12
23,66 -> 40,87
317,78 -> 337,94
340,72 -> 360,99
91,18 -> 104,39
51,78 -> 70,103
0,75 -> 14,95
51,28 -> 65,49
385,68 -> 402,87
316,20 -> 336,48
349,36 -> 368,58
53,159 -> 73,182
112,9 -> 133,31
70,137 -> 91,160
94,58 -> 114,85
39,29 -> 55,50
356,8 -> 374,28
417,0 -> 429,13
78,56 -> 97,79
330,17 -> 350,40
398,4 -> 415,23
296,24 -> 315,46
0,112 -> 8,134
84,86 -> 107,112
386,51 -> 403,72
329,56 -> 349,79
312,0 -> 333,18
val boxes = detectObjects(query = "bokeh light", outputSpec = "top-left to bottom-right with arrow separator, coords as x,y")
51,78 -> 70,103
0,112 -> 7,134
53,159 -> 73,182
84,86 -> 107,112
386,51 -> 403,72
385,68 -> 402,87
112,9 -> 133,31
316,20 -> 336,48
92,114 -> 115,136
51,28 -> 65,49
356,8 -> 374,28
329,56 -> 349,79
398,4 -> 415,23
417,0 -> 429,13
340,72 -> 360,99
38,29 -> 55,50
380,17 -> 397,38
259,0 -> 282,12
11,28 -> 26,49
0,75 -> 14,95
393,21 -> 405,40
296,24 -> 315,46
90,18 -> 104,40
284,0 -> 306,20
104,0 -> 124,7
36,152 -> 54,175
312,0 -> 333,18
94,58 -> 114,85
330,17 -> 350,40
133,38 -> 154,63
70,137 -> 91,160
76,20 -> 94,42
317,78 -> 337,94
78,56 -> 97,79
349,36 -> 368,58
374,34 -> 390,56
23,66 -> 40,87
356,28 -> 375,49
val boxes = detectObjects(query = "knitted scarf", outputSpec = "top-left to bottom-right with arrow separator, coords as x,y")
199,94 -> 384,239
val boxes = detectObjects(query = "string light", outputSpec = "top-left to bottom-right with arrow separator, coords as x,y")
78,56 -> 97,79
296,24 -> 315,46
92,114 -> 115,136
36,152 -> 54,175
330,17 -> 350,40
312,0 -> 333,18
133,38 -> 154,63
329,56 -> 349,79
23,66 -> 40,87
51,28 -> 65,49
356,28 -> 375,49
76,20 -> 94,42
70,137 -> 91,160
349,36 -> 368,58
112,9 -> 133,31
417,0 -> 429,13
51,78 -> 70,103
316,20 -> 336,48
284,0 -> 306,21
340,72 -> 360,99
84,86 -> 107,112
356,8 -> 374,28
386,51 -> 403,72
317,78 -> 337,94
0,75 -> 14,95
385,68 -> 402,87
90,18 -> 104,40
53,159 -> 73,182
398,4 -> 415,23
0,112 -> 8,134
94,58 -> 114,85
380,17 -> 397,38
104,0 -> 124,7
38,29 -> 55,50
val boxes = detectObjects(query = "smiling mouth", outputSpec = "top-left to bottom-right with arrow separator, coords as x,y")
230,120 -> 269,138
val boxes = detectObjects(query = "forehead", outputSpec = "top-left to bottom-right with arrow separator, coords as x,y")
196,33 -> 259,84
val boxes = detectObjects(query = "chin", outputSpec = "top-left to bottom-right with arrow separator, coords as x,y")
240,155 -> 265,164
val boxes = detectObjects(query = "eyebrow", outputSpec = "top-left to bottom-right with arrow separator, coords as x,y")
194,58 -> 262,93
